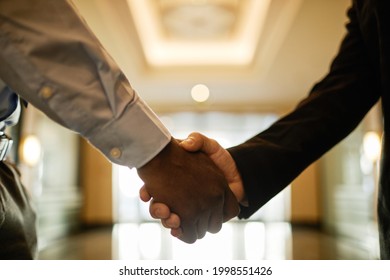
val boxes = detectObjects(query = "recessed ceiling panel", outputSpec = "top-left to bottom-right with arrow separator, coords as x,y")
159,0 -> 238,39
127,0 -> 271,66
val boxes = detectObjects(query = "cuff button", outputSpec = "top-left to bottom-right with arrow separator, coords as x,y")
110,147 -> 122,158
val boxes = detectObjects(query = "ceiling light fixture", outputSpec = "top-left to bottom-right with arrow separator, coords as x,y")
191,84 -> 210,102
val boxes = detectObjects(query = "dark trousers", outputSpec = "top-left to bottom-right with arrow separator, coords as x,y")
0,161 -> 37,259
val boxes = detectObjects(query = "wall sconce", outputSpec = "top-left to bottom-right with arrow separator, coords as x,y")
19,134 -> 42,166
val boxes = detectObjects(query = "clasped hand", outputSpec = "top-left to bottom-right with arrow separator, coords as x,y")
138,133 -> 245,243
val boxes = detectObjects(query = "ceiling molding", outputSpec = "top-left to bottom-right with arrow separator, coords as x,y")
127,0 -> 271,66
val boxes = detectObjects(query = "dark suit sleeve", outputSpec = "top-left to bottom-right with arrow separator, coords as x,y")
228,4 -> 381,219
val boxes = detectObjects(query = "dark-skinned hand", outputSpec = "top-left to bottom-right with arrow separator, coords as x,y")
137,137 -> 239,243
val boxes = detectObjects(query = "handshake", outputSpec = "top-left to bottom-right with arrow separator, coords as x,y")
137,132 -> 246,244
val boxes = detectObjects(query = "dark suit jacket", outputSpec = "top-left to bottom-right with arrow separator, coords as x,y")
228,0 -> 390,259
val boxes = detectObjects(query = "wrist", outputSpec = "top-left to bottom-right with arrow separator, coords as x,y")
138,137 -> 176,175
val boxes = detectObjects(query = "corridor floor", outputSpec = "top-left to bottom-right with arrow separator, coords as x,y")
38,222 -> 379,260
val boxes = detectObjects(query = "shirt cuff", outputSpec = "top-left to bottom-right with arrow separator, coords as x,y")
87,95 -> 171,169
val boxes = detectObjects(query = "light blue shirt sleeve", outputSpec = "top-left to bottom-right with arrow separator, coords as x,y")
0,0 -> 171,168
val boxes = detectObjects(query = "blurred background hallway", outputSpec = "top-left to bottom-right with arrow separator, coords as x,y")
7,0 -> 382,260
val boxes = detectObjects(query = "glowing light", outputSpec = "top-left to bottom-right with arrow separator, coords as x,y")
20,135 -> 41,166
363,131 -> 381,163
191,84 -> 210,102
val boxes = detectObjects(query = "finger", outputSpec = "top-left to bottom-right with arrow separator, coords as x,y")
139,185 -> 151,202
196,213 -> 210,239
207,205 -> 223,234
177,220 -> 198,244
161,219 -> 171,229
161,213 -> 181,229
222,188 -> 240,222
149,201 -> 171,219
171,227 -> 183,238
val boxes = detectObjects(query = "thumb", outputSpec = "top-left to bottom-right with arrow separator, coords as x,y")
180,132 -> 220,156
179,132 -> 206,152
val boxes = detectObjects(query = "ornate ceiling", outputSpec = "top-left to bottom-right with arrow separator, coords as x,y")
158,0 -> 239,39
127,0 -> 271,66
73,0 -> 351,111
